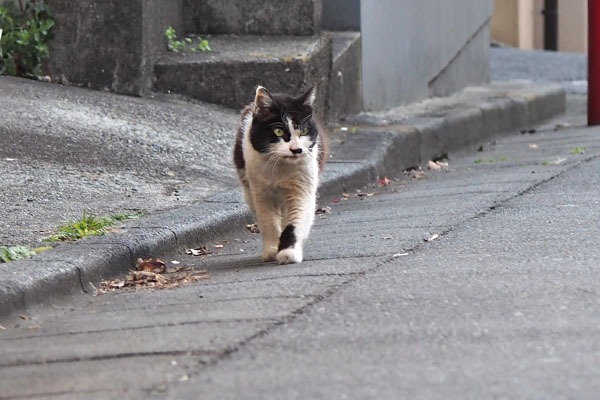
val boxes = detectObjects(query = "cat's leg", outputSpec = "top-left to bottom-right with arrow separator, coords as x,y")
252,191 -> 282,261
276,187 -> 316,264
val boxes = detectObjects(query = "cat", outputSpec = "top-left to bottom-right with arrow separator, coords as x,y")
233,85 -> 327,264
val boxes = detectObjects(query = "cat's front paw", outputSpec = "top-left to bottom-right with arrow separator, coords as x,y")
262,246 -> 278,262
276,247 -> 303,264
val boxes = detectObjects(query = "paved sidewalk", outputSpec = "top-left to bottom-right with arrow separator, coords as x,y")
1,114 -> 599,399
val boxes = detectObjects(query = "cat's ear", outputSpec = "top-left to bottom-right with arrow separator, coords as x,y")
254,86 -> 275,112
299,86 -> 317,107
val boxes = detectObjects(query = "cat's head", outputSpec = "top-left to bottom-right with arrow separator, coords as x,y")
249,86 -> 319,161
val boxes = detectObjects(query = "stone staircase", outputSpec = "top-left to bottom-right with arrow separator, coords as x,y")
153,0 -> 362,119
44,0 -> 361,120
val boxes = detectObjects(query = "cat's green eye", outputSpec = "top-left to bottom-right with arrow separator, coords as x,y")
300,127 -> 309,136
273,128 -> 285,137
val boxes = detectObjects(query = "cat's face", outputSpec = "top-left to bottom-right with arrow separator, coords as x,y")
249,86 -> 318,161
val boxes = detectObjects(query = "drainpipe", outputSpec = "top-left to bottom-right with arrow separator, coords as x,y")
589,0 -> 600,125
543,0 -> 558,51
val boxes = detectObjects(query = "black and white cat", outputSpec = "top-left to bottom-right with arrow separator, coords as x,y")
234,86 -> 327,264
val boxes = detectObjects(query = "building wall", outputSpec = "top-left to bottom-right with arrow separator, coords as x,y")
491,0 -> 588,53
360,0 -> 493,110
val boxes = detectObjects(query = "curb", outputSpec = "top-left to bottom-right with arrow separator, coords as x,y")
0,83 -> 566,320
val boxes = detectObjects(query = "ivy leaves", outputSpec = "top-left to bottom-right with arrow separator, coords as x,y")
0,0 -> 55,77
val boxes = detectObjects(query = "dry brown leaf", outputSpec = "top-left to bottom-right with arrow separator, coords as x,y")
342,193 -> 351,198
213,244 -> 224,249
186,247 -> 212,256
98,267 -> 210,293
136,258 -> 166,274
246,223 -> 260,234
378,177 -> 392,186
19,315 -> 32,321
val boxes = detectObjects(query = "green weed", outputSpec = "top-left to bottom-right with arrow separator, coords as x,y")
46,212 -> 139,242
0,245 -> 51,263
570,146 -> 586,155
474,157 -> 510,164
166,26 -> 210,53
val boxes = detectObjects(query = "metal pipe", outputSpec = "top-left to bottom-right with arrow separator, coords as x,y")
589,0 -> 600,125
543,0 -> 558,51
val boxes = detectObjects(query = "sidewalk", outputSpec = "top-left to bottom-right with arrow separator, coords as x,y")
2,93 -> 599,399
0,75 -> 565,319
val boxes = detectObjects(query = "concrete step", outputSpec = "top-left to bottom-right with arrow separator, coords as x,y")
154,34 -> 332,113
327,31 -> 362,120
183,0 -> 321,36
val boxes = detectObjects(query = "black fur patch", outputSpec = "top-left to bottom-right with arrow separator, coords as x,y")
278,224 -> 296,251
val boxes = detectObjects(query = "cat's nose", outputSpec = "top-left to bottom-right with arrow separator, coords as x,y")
290,148 -> 303,155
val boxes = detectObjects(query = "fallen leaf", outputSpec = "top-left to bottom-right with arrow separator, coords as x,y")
356,192 -> 376,198
342,192 -> 351,198
393,252 -> 409,258
436,161 -> 449,167
0,324 -> 6,330
428,160 -> 442,171
246,223 -> 260,234
529,143 -> 539,149
186,247 -> 212,256
332,199 -> 340,203
378,177 -> 391,186
425,233 -> 440,242
171,260 -> 180,265
382,235 -> 395,240
19,315 -> 32,321
315,206 -> 332,214
213,244 -> 224,249
136,258 -> 166,274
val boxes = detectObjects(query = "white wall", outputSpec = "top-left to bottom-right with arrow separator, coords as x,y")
361,0 -> 494,110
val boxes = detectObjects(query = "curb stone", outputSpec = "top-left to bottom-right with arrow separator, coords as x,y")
0,83 -> 566,320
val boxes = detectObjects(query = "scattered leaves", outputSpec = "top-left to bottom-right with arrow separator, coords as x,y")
246,223 -> 260,234
99,263 -> 209,293
186,247 -> 212,256
404,168 -> 425,180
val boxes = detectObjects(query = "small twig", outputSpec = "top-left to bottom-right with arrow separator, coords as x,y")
17,0 -> 24,12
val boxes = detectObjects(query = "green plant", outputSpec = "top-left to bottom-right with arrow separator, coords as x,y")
570,146 -> 586,155
0,0 -> 55,76
166,26 -> 210,53
46,212 -> 140,242
0,245 -> 36,262
0,245 -> 51,263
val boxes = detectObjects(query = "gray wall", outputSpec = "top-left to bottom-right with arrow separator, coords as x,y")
322,0 -> 360,30
361,0 -> 493,110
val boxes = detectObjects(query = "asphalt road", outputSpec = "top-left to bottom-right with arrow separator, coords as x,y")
1,116 -> 599,399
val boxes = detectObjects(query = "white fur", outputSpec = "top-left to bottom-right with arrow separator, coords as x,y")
240,115 -> 319,263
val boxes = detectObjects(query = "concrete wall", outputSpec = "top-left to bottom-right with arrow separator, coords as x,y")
361,0 -> 493,110
322,0 -> 360,30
